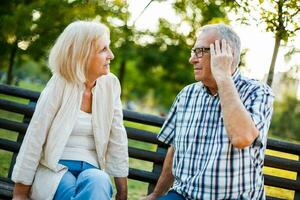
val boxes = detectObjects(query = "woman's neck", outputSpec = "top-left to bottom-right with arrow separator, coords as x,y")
84,79 -> 96,91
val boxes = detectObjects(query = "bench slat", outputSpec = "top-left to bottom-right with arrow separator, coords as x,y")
0,99 -> 34,116
265,175 -> 300,191
267,139 -> 300,155
265,155 -> 300,173
129,147 -> 165,163
0,85 -> 39,101
0,118 -> 27,134
128,168 -> 159,183
0,138 -> 20,153
126,127 -> 167,147
266,197 -> 288,200
123,110 -> 164,127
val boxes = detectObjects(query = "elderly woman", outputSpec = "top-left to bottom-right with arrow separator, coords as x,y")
11,20 -> 128,200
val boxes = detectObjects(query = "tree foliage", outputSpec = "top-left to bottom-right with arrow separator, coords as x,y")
231,0 -> 300,87
0,0 -> 233,109
0,0 -> 110,84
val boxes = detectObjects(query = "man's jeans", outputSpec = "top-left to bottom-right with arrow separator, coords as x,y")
54,160 -> 113,200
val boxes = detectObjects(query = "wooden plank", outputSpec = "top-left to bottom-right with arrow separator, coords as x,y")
267,139 -> 300,155
265,175 -> 300,191
264,155 -> 300,173
123,110 -> 165,127
0,118 -> 28,134
0,84 -> 39,101
129,168 -> 159,183
126,126 -> 167,147
0,99 -> 34,116
0,138 -> 20,153
129,147 -> 165,163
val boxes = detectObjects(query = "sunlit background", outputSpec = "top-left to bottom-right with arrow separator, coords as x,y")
0,1 -> 300,199
128,0 -> 300,94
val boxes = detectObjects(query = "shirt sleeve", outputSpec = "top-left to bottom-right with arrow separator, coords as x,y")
244,86 -> 274,147
105,76 -> 129,177
157,93 -> 181,145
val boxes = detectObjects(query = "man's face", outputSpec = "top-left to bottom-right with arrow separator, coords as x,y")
189,31 -> 218,87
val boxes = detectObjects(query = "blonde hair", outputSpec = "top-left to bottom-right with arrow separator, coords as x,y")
48,20 -> 110,83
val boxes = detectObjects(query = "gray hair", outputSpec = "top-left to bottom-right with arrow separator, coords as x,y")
198,23 -> 241,68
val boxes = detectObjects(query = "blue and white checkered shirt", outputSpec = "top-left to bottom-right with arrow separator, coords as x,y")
157,69 -> 274,200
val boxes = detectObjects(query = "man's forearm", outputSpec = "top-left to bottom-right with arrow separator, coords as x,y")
152,146 -> 175,197
216,76 -> 259,148
114,177 -> 127,200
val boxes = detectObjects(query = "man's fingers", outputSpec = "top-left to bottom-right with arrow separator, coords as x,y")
227,44 -> 232,56
215,40 -> 221,54
210,43 -> 215,56
222,39 -> 227,54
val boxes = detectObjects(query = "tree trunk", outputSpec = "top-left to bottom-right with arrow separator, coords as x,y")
6,43 -> 17,85
267,36 -> 281,87
119,59 -> 126,92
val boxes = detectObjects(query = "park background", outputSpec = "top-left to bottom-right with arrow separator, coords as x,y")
0,0 -> 300,199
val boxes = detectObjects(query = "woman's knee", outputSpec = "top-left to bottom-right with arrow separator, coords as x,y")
54,171 -> 76,200
79,169 -> 112,186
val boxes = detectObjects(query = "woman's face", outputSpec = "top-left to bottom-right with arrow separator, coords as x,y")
86,37 -> 114,81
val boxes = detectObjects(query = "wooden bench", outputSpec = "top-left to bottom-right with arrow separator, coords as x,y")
0,84 -> 300,200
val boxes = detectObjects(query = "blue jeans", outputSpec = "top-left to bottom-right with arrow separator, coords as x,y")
53,160 -> 113,200
158,190 -> 186,200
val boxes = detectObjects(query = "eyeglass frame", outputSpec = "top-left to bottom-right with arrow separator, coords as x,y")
191,47 -> 210,58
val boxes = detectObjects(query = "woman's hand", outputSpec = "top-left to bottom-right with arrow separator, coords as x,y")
114,177 -> 127,200
12,183 -> 31,200
12,194 -> 29,200
116,191 -> 127,200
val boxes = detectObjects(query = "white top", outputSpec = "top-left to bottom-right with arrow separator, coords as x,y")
60,110 -> 99,168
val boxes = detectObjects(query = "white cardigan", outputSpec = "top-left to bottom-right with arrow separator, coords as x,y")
11,73 -> 129,200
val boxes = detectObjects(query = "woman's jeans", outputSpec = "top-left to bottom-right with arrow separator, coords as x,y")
53,160 -> 113,200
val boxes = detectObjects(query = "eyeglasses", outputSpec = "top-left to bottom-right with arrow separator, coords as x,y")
191,47 -> 210,58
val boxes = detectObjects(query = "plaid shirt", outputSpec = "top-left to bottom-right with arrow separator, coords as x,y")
157,69 -> 274,200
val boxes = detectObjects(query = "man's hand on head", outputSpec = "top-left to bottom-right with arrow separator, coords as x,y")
210,39 -> 233,82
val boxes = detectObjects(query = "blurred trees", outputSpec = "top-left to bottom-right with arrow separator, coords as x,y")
269,65 -> 300,141
0,0 -> 108,84
125,0 -> 233,107
0,0 -> 233,108
232,0 -> 300,87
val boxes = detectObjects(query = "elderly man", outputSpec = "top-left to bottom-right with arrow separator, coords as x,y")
143,23 -> 274,200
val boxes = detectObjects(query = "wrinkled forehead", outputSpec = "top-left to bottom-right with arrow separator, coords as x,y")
194,29 -> 220,47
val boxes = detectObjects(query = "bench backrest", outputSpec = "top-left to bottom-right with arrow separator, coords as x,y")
0,84 -> 300,200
